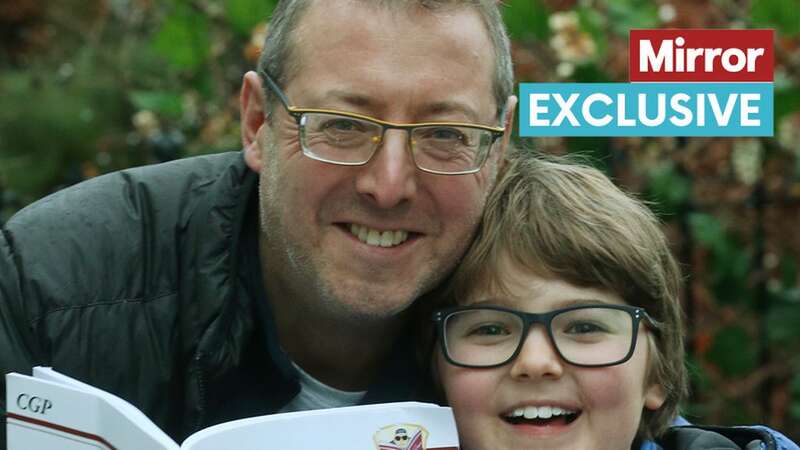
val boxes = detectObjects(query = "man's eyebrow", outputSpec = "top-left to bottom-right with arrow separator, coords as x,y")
424,101 -> 481,123
308,92 -> 482,123
316,90 -> 376,109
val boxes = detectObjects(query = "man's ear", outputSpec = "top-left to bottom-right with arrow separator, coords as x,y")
241,70 -> 267,173
495,95 -> 518,169
644,383 -> 667,411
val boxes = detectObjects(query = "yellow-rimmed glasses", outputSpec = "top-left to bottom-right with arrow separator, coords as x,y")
260,70 -> 506,175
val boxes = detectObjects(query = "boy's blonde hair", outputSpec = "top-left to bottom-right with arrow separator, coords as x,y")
436,152 -> 688,440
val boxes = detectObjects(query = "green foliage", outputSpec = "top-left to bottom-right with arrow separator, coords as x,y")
688,213 -> 753,305
0,69 -> 128,202
151,4 -> 211,71
226,0 -> 277,36
645,162 -> 691,217
707,325 -> 759,377
575,6 -> 608,61
502,0 -> 549,41
605,0 -> 659,36
129,91 -> 184,120
766,302 -> 800,343
775,88 -> 800,125
751,0 -> 800,36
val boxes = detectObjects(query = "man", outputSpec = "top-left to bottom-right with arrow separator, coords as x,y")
0,0 -> 516,445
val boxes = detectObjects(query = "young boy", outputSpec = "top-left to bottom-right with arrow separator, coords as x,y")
429,153 -> 798,450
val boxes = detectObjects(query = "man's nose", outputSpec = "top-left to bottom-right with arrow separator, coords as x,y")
508,326 -> 565,380
354,130 -> 418,209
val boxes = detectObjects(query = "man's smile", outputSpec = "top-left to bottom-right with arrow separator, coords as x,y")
347,223 -> 411,248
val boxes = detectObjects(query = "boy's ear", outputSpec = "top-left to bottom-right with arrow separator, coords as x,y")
241,70 -> 267,173
644,383 -> 667,411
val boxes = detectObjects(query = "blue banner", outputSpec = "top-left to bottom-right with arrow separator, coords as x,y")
518,83 -> 773,136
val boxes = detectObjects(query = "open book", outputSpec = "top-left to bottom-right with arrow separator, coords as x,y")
6,367 -> 459,450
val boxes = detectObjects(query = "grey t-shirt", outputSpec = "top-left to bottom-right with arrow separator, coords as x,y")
278,361 -> 367,413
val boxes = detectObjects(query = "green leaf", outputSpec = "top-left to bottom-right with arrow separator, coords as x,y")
775,88 -> 800,125
576,7 -> 608,60
606,0 -> 659,36
226,0 -> 276,36
766,303 -> 800,343
707,325 -> 759,377
781,255 -> 798,288
688,213 -> 726,251
151,5 -> 210,70
501,0 -> 549,41
751,0 -> 800,36
129,91 -> 184,119
646,162 -> 691,217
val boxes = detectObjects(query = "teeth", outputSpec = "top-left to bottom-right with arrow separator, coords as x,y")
507,406 -> 576,419
538,406 -> 552,419
349,224 -> 410,248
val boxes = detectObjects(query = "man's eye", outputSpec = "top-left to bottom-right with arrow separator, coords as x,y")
323,119 -> 363,132
424,127 -> 466,142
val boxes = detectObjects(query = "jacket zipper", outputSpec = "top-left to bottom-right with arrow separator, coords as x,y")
192,352 -> 208,431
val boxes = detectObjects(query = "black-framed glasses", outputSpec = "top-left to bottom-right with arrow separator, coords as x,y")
259,70 -> 506,175
432,304 -> 655,368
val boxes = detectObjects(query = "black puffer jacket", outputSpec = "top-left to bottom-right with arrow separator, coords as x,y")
0,151 -> 426,448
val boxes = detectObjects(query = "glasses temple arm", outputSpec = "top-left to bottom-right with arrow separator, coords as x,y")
259,69 -> 294,111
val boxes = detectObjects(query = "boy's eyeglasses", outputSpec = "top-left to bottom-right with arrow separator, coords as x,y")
432,304 -> 656,368
259,70 -> 506,175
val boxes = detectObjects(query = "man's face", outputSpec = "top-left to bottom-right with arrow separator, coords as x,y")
249,1 -> 510,320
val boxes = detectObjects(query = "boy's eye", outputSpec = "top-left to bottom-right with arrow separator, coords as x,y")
563,321 -> 607,334
468,323 -> 511,336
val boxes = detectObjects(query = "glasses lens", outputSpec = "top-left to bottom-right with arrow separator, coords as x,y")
300,113 -> 381,164
443,309 -> 523,367
411,126 -> 493,174
551,307 -> 635,366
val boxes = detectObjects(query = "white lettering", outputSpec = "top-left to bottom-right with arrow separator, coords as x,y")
698,93 -> 705,126
740,93 -> 760,126
669,93 -> 693,126
617,93 -> 635,126
708,93 -> 738,126
747,48 -> 765,72
553,93 -> 580,126
705,48 -> 723,72
582,93 -> 613,126
638,93 -> 666,127
640,39 -> 672,72
721,48 -> 747,72
529,94 -> 550,126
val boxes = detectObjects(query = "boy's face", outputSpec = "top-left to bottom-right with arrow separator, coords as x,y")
437,259 -> 665,450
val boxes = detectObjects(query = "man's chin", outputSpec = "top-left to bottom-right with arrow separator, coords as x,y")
320,280 -> 425,320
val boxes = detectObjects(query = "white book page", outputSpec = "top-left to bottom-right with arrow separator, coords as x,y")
182,402 -> 459,450
6,371 -> 178,450
7,373 -> 113,450
32,367 -> 176,449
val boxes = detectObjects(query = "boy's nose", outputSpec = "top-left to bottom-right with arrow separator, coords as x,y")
508,326 -> 565,380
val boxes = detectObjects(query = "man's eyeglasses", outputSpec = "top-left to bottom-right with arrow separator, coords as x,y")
432,304 -> 656,368
259,70 -> 506,175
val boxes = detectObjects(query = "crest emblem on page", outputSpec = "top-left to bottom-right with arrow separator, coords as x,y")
374,424 -> 428,450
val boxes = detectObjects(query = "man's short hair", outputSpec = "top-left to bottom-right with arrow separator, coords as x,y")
257,0 -> 514,118
436,151 -> 688,440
